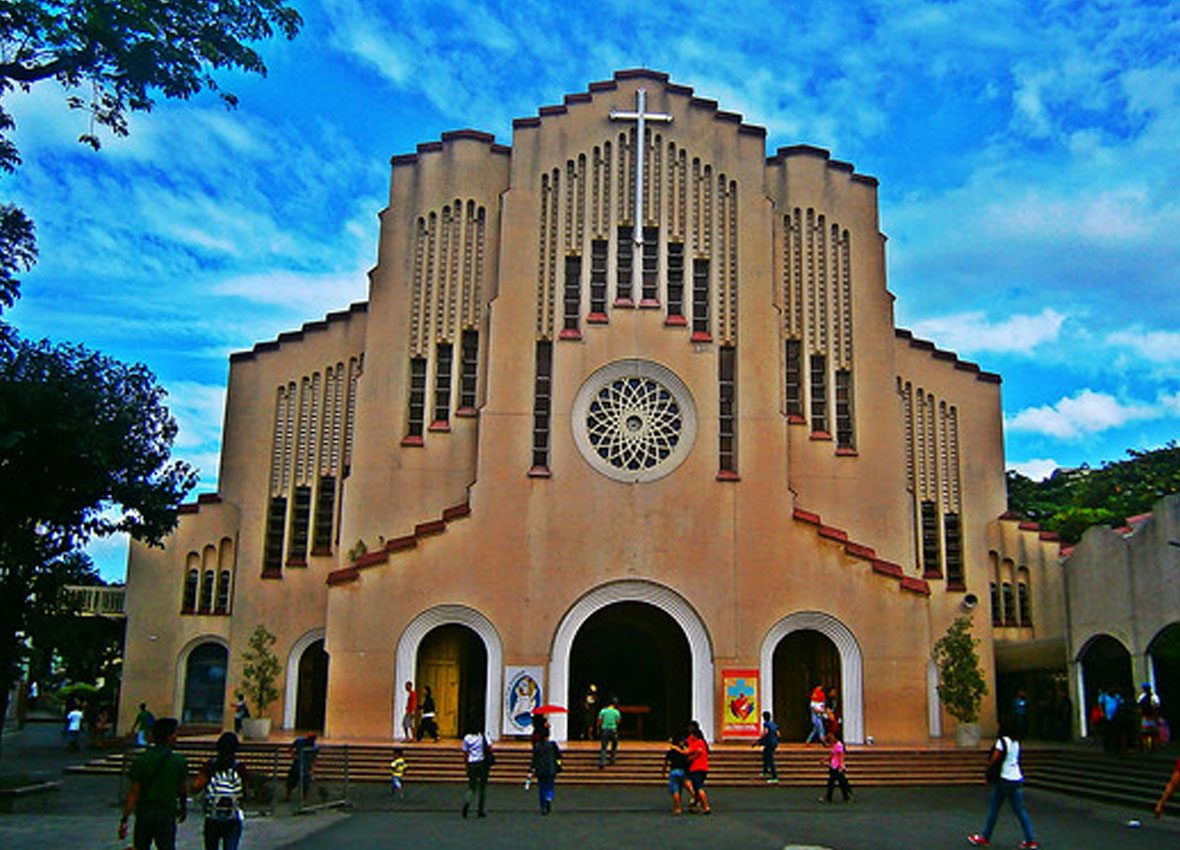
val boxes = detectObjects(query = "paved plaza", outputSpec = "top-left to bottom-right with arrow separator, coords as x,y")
4,723 -> 1180,850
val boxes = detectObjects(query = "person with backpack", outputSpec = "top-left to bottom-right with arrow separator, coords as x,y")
967,716 -> 1038,849
527,719 -> 562,814
192,731 -> 248,850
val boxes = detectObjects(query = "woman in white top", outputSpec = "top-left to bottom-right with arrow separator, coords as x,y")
460,721 -> 492,818
967,716 -> 1038,849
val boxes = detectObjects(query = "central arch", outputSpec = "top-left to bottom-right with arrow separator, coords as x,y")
549,579 -> 714,742
760,611 -> 864,744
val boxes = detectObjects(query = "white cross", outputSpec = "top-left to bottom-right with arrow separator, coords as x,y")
609,89 -> 673,248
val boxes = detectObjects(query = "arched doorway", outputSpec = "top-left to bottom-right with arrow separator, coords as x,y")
295,639 -> 329,731
772,630 -> 840,742
1078,633 -> 1133,733
1148,623 -> 1180,725
416,624 -> 487,738
182,642 -> 228,724
568,601 -> 691,741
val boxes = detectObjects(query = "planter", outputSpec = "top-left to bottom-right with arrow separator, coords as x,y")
240,717 -> 272,741
0,780 -> 60,813
953,721 -> 982,748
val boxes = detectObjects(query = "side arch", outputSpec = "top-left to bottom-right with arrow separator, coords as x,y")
395,605 -> 504,740
283,628 -> 326,730
174,634 -> 230,723
549,579 -> 715,742
759,611 -> 865,744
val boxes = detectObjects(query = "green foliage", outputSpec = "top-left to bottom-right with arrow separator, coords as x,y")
55,681 -> 100,706
240,625 -> 282,716
1007,442 -> 1180,543
933,616 -> 989,724
0,333 -> 195,753
0,0 -> 302,312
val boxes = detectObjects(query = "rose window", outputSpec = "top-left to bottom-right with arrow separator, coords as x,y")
572,360 -> 697,483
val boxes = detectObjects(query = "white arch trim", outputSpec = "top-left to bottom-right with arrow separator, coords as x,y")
759,611 -> 865,744
173,634 -> 229,722
395,605 -> 504,741
548,579 -> 715,743
283,628 -> 326,730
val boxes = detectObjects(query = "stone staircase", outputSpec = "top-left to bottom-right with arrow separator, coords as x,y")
1022,747 -> 1179,815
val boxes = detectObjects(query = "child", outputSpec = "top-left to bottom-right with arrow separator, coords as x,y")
662,736 -> 690,814
390,747 -> 407,797
819,729 -> 853,803
755,711 -> 779,783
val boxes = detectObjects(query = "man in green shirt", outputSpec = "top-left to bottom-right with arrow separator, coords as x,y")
597,696 -> 621,768
119,717 -> 189,850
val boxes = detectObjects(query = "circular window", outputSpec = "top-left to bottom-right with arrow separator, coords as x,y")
571,360 -> 697,483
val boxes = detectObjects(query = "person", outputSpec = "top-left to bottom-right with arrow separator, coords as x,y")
662,735 -> 690,815
528,719 -> 561,814
65,702 -> 85,750
118,717 -> 189,850
417,685 -> 439,742
1139,682 -> 1162,752
966,717 -> 1038,849
1153,753 -> 1180,818
684,720 -> 711,814
192,731 -> 248,850
818,728 -> 853,803
582,683 -> 599,740
825,685 -> 842,737
232,694 -> 249,735
1099,687 -> 1122,752
389,747 -> 407,797
756,710 -> 779,783
597,695 -> 621,768
806,684 -> 827,744
402,681 -> 419,742
284,733 -> 319,802
131,702 -> 156,747
460,721 -> 492,818
1011,689 -> 1029,739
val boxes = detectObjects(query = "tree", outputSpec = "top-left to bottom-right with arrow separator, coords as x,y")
0,0 -> 303,313
0,333 -> 196,757
240,625 -> 281,716
932,616 -> 988,725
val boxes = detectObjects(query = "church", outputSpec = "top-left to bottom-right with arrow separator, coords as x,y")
120,70 -> 1058,745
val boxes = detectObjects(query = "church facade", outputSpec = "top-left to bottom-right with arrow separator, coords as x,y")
121,70 -> 1046,744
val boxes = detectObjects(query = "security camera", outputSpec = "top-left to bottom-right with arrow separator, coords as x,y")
961,593 -> 979,611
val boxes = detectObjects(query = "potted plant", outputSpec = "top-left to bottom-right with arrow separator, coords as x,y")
932,615 -> 989,747
239,625 -> 282,740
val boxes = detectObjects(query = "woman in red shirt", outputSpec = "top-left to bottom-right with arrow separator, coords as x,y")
684,720 -> 712,814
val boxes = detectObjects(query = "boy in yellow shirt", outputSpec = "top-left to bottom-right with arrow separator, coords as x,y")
390,748 -> 407,797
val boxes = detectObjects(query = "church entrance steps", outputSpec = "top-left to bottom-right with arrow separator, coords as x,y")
69,739 -> 990,787
1021,747 -> 1180,816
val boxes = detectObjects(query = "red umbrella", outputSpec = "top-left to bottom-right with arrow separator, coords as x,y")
532,704 -> 568,714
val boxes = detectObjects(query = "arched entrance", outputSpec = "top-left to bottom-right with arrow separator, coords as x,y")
548,580 -> 715,742
760,611 -> 864,744
1148,623 -> 1180,724
416,624 -> 488,738
569,601 -> 691,741
772,630 -> 840,741
295,639 -> 329,731
1078,633 -> 1132,733
395,606 -> 503,740
182,642 -> 228,724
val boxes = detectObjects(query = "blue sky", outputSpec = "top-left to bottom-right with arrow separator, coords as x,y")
5,0 -> 1180,580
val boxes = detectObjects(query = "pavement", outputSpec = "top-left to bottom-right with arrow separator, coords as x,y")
4,720 -> 1180,850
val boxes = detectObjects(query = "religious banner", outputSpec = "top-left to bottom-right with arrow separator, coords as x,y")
502,666 -> 544,736
721,668 -> 760,739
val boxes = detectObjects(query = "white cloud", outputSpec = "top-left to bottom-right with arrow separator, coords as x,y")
910,308 -> 1065,355
1007,389 -> 1160,439
1007,458 -> 1059,481
1106,329 -> 1180,364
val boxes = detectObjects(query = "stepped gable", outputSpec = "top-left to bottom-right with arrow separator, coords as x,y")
177,492 -> 223,516
767,142 -> 879,187
327,502 -> 472,587
389,128 -> 511,167
792,508 -> 930,596
894,328 -> 1001,384
511,68 -> 767,139
997,509 -> 1065,542
229,301 -> 368,363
